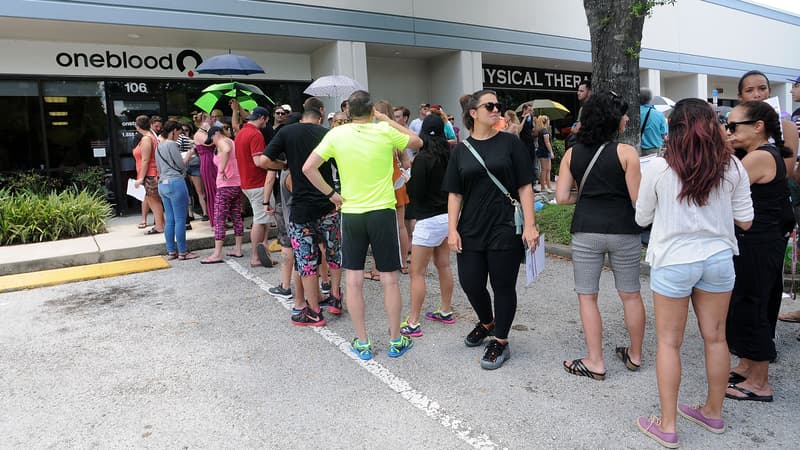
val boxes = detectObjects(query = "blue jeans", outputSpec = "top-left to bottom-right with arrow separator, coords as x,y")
158,178 -> 189,254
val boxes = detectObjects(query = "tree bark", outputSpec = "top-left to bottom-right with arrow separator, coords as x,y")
583,0 -> 647,147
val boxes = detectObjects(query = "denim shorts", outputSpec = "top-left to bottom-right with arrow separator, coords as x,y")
650,249 -> 735,298
186,165 -> 201,177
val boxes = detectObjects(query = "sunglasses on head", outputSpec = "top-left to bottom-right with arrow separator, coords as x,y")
725,120 -> 758,132
477,102 -> 504,112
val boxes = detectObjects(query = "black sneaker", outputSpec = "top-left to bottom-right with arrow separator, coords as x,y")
268,285 -> 292,299
480,340 -> 510,370
464,322 -> 494,347
291,306 -> 326,327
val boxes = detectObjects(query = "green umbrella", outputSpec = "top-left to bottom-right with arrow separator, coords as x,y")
194,82 -> 274,113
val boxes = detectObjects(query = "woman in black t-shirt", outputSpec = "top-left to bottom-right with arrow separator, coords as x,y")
442,89 -> 538,370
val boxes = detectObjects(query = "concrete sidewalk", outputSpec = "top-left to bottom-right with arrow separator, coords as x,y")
0,215 -> 264,276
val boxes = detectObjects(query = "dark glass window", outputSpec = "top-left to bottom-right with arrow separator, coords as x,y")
41,80 -> 108,175
0,80 -> 45,172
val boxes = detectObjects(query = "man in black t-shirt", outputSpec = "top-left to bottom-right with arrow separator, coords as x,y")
261,104 -> 343,327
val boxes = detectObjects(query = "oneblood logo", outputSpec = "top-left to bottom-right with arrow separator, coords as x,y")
55,49 -> 203,76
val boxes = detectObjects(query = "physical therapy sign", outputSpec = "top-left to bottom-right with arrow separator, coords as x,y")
483,64 -> 590,92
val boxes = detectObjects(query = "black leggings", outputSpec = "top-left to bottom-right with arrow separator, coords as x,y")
456,246 -> 524,340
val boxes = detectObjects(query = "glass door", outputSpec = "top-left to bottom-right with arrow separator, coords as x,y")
106,81 -> 163,215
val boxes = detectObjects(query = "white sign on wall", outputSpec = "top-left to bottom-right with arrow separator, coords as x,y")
0,40 -> 311,80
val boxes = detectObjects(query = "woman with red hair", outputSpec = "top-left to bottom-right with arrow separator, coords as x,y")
635,98 -> 754,448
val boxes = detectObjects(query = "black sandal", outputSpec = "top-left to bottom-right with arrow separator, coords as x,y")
728,371 -> 747,385
615,346 -> 641,372
563,358 -> 606,381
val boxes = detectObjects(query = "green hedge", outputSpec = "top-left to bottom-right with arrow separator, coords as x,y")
551,139 -> 566,179
0,188 -> 113,245
537,203 -> 574,246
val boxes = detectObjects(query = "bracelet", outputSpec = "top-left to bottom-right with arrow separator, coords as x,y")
326,188 -> 336,198
262,202 -> 269,205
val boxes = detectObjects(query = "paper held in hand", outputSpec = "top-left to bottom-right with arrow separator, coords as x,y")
525,234 -> 545,286
126,178 -> 145,202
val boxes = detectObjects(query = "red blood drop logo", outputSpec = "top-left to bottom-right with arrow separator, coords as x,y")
187,70 -> 194,78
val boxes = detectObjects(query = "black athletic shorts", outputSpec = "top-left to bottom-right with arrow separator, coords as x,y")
341,208 -> 401,272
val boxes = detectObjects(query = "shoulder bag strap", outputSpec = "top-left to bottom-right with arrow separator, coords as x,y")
577,142 -> 609,198
640,106 -> 653,136
462,139 -> 518,206
156,141 -> 185,175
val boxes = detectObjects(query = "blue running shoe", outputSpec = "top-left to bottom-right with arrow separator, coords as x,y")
387,335 -> 414,358
351,338 -> 373,360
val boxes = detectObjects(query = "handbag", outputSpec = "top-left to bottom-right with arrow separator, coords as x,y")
462,140 -> 524,235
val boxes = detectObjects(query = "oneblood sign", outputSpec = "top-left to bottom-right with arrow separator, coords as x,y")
55,49 -> 202,77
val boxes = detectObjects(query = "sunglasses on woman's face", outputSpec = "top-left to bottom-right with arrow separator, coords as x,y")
334,119 -> 347,125
477,102 -> 504,112
725,120 -> 758,133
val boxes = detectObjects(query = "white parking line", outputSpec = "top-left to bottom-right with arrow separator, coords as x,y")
227,260 -> 503,450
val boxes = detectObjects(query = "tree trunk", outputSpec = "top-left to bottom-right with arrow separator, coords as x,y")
583,0 -> 647,147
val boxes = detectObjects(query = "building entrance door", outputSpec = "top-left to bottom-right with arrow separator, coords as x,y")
106,81 -> 164,215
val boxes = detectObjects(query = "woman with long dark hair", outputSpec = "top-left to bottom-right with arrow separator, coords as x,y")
555,91 -> 644,382
443,89 -> 538,370
725,100 -> 795,403
400,114 -> 455,338
635,99 -> 753,448
155,120 -> 198,260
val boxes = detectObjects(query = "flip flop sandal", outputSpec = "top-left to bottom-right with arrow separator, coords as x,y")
226,252 -> 244,258
200,258 -> 224,264
728,371 -> 747,385
615,346 -> 641,371
178,252 -> 199,261
725,384 -> 773,402
145,228 -> 162,235
137,222 -> 148,229
363,270 -> 381,281
165,252 -> 178,261
255,243 -> 274,268
563,358 -> 606,381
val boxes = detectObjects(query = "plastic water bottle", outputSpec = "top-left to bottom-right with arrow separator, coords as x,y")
712,89 -> 718,111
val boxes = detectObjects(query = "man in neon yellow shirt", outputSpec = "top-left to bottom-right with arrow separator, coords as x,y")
303,90 -> 423,360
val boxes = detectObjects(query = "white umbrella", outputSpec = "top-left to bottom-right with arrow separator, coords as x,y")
304,75 -> 365,98
651,95 -> 675,113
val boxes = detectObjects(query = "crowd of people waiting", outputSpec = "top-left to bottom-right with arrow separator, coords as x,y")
132,68 -> 800,449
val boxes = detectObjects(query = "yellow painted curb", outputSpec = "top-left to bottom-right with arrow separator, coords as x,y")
0,256 -> 171,293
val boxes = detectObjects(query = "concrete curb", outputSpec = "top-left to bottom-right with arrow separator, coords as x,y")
0,218 -> 275,276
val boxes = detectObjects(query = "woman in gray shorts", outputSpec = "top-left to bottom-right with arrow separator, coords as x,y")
554,91 -> 645,381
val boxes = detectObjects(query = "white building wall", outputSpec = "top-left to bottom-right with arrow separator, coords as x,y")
430,51 -> 483,138
285,0 -> 800,71
367,56 -> 430,109
644,1 -> 797,69
311,41 -> 369,116
664,74 -> 708,100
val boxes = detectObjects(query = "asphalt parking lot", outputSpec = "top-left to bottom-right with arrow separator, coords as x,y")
1,253 -> 798,449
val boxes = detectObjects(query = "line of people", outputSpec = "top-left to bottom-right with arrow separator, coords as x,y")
144,70 -> 798,448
